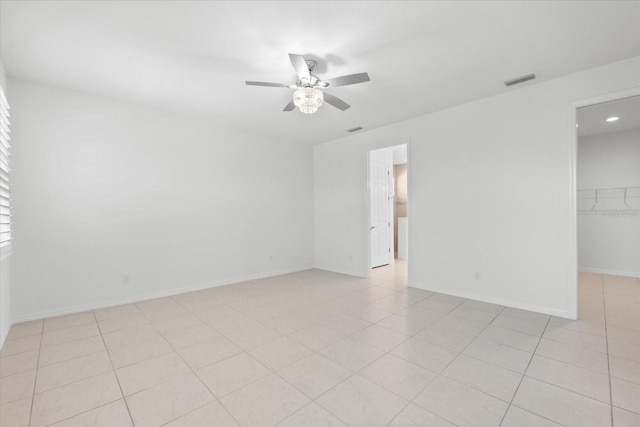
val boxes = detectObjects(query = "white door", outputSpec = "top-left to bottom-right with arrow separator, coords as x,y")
370,159 -> 391,268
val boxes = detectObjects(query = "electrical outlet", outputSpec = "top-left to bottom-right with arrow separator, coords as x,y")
122,274 -> 131,284
473,272 -> 481,281
269,255 -> 273,262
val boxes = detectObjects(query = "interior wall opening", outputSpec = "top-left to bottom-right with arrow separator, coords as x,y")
575,95 -> 640,321
368,144 -> 408,281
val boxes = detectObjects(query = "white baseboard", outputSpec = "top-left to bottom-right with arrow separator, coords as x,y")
11,265 -> 314,324
0,321 -> 11,351
313,264 -> 368,278
578,267 -> 640,279
410,283 -> 572,319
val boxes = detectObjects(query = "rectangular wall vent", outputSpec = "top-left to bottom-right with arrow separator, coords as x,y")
504,73 -> 536,87
347,126 -> 363,133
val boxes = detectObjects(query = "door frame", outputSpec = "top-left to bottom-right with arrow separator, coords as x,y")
568,87 -> 640,320
365,142 -> 410,279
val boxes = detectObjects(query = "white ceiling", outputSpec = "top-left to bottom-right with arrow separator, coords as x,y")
1,1 -> 639,145
577,96 -> 640,137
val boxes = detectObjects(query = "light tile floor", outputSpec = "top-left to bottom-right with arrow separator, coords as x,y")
1,261 -> 638,426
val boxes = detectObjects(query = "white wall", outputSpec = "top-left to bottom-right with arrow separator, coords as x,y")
314,56 -> 640,318
9,78 -> 314,322
0,58 -> 11,348
577,128 -> 640,277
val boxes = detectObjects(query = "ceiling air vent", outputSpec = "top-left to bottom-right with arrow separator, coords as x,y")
504,73 -> 536,87
347,126 -> 363,133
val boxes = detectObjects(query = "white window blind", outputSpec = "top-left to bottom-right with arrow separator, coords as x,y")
0,87 -> 11,248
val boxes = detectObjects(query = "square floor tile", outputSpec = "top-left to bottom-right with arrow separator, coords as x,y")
317,375 -> 408,427
278,353 -> 353,399
413,376 -> 508,427
223,322 -> 282,350
177,335 -> 242,370
442,354 -> 522,402
611,377 -> 640,413
391,337 -> 457,373
388,403 -> 455,427
491,313 -> 547,336
414,325 -> 476,352
359,353 -> 437,400
163,324 -> 219,350
0,397 -> 32,427
38,335 -> 105,367
102,324 -> 160,349
116,352 -> 190,396
0,335 -> 41,357
613,407 -> 640,427
542,327 -> 607,354
375,314 -> 430,336
512,376 -> 611,427
41,323 -> 100,348
276,402 -> 346,427
351,324 -> 409,352
108,335 -> 173,368
43,312 -> 96,333
164,401 -> 239,427
463,338 -> 532,374
608,339 -> 640,362
320,337 -> 385,371
535,338 -> 608,374
501,405 -> 562,426
5,320 -> 43,341
479,325 -> 540,353
98,314 -> 149,334
0,369 -> 36,404
125,372 -> 215,427
196,352 -> 270,397
610,356 -> 640,384
250,336 -> 313,371
526,354 -> 610,403
30,372 -> 122,427
35,351 -> 113,393
220,374 -> 310,427
320,314 -> 371,336
48,399 -> 132,427
289,325 -> 345,351
0,350 -> 38,377
94,303 -> 141,321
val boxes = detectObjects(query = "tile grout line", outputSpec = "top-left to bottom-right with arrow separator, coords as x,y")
497,314 -> 551,427
601,274 -> 614,427
93,310 -> 136,427
141,298 -> 245,427
26,320 -> 44,427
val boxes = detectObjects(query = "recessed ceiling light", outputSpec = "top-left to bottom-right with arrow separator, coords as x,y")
576,124 -> 579,128
606,116 -> 619,122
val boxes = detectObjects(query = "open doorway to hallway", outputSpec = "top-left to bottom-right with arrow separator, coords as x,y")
369,144 -> 408,278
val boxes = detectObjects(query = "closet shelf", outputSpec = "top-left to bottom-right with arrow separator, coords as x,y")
577,186 -> 640,216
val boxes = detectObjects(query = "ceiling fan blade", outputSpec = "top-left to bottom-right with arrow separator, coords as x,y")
245,81 -> 292,88
289,53 -> 310,81
323,72 -> 370,87
283,100 -> 296,111
323,93 -> 351,111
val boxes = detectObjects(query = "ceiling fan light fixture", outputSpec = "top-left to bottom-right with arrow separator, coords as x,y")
293,87 -> 324,114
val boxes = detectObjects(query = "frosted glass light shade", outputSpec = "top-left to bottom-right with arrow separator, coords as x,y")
293,87 -> 324,114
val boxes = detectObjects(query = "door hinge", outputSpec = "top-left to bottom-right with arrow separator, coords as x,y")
388,248 -> 391,253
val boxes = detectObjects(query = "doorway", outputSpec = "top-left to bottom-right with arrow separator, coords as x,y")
573,94 -> 640,320
369,144 -> 408,274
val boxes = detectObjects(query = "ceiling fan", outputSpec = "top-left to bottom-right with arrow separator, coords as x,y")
245,53 -> 370,114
